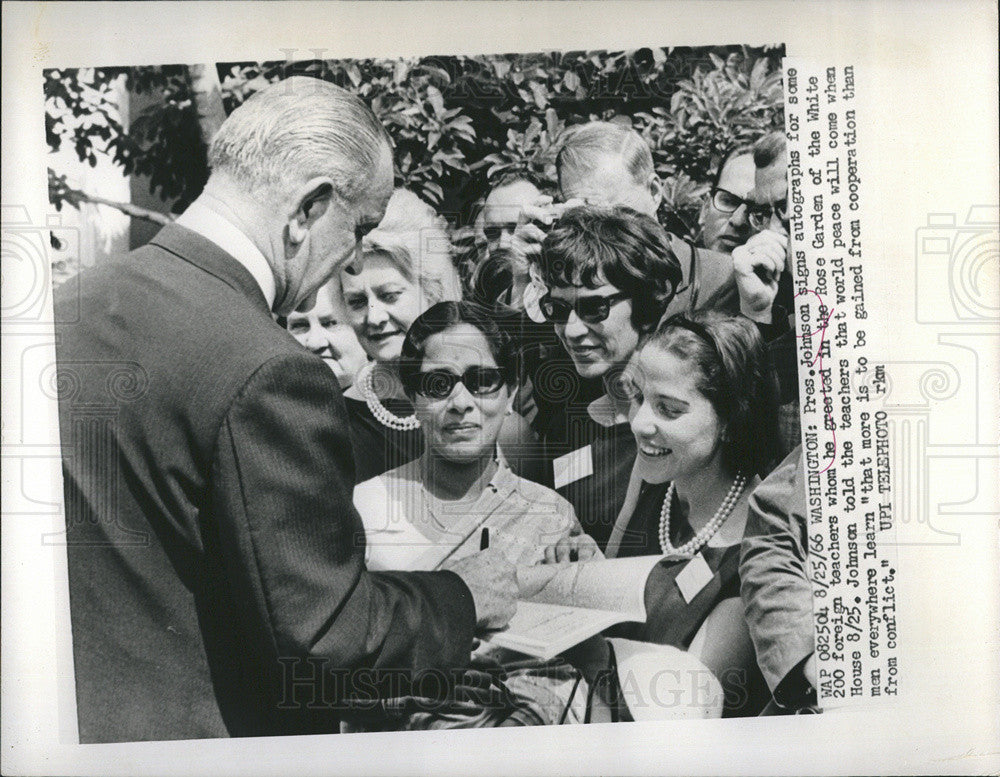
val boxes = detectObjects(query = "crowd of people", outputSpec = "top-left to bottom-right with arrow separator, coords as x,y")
55,76 -> 816,743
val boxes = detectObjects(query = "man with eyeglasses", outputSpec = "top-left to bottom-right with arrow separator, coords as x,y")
699,145 -> 757,254
732,130 -> 800,453
530,204 -> 682,549
733,131 -> 793,326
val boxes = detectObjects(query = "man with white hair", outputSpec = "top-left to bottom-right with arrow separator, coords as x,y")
556,120 -> 737,316
53,76 -> 517,743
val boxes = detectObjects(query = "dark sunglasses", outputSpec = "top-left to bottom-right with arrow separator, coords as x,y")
405,367 -> 506,400
539,291 -> 630,325
747,198 -> 789,231
711,187 -> 749,214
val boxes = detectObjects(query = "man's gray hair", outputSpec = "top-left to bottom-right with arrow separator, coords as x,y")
753,131 -> 787,170
556,120 -> 656,187
208,76 -> 391,198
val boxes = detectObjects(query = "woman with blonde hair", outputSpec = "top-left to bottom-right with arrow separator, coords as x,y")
337,189 -> 462,482
340,188 -> 531,482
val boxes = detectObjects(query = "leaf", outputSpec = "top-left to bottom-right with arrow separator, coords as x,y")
523,118 -> 541,148
418,64 -> 452,86
426,85 -> 445,117
487,162 -> 514,180
563,70 -> 580,92
749,57 -> 769,91
545,107 -> 560,137
394,60 -> 410,85
529,81 -> 549,109
421,181 -> 444,205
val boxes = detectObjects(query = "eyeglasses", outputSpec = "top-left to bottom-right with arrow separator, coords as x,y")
747,198 -> 789,231
539,291 -> 630,325
405,367 -> 506,400
711,187 -> 749,214
483,222 -> 518,243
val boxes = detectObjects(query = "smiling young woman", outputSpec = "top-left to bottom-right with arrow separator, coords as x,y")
585,311 -> 783,718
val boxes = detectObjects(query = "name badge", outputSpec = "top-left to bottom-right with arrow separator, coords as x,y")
552,445 -> 593,490
675,552 -> 714,604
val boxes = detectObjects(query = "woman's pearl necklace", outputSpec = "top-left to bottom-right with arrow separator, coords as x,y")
357,362 -> 420,431
658,473 -> 748,558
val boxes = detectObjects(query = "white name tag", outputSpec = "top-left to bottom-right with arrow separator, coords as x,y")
552,445 -> 593,490
674,552 -> 714,604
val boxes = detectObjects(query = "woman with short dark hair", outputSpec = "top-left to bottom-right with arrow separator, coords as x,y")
537,204 -> 682,336
529,204 -> 683,550
351,301 -> 596,729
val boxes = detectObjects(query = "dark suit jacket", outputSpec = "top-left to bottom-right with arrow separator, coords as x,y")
739,446 -> 814,699
54,224 -> 476,743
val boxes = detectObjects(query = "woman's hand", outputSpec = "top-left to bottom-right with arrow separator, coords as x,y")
543,533 -> 601,564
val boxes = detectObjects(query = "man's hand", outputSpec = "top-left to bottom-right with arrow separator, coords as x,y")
443,548 -> 518,631
504,196 -> 554,260
732,229 -> 789,323
542,533 -> 602,564
496,196 -> 585,262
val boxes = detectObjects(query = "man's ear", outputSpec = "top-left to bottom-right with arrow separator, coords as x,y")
697,197 -> 711,231
647,173 -> 664,209
288,179 -> 336,245
699,194 -> 711,219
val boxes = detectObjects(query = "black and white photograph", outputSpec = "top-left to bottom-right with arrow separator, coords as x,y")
3,2 -> 998,775
45,43 -> 819,740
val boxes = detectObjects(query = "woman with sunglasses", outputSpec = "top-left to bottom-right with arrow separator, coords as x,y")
561,311 -> 783,720
532,204 -> 682,550
351,301 -> 596,728
339,189 -> 533,483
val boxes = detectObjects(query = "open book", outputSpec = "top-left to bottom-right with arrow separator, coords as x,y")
484,555 -> 664,660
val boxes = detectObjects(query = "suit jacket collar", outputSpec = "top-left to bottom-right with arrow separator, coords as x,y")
149,223 -> 271,314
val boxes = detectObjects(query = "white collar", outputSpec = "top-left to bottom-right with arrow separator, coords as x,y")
175,200 -> 276,309
587,393 -> 631,428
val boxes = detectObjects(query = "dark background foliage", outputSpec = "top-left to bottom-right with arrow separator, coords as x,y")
46,45 -> 784,241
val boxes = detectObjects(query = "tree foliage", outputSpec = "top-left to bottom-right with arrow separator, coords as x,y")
46,65 -> 214,212
46,46 -> 784,240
